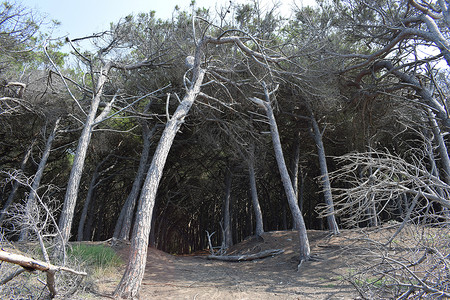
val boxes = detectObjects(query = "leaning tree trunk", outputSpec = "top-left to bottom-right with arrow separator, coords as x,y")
77,165 -> 100,242
289,130 -> 301,229
308,107 -> 340,235
249,85 -> 310,264
114,123 -> 155,240
77,154 -> 112,241
248,144 -> 264,236
57,63 -> 113,256
290,130 -> 301,202
222,167 -> 233,249
20,118 -> 61,241
0,139 -> 35,224
113,59 -> 206,299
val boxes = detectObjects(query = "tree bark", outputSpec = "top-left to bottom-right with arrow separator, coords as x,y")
222,167 -> 233,249
290,130 -> 301,203
20,118 -> 60,241
113,58 -> 206,299
249,85 -> 310,264
57,63 -> 113,254
308,106 -> 340,235
115,123 -> 155,240
77,154 -> 111,241
248,144 -> 264,236
207,249 -> 284,261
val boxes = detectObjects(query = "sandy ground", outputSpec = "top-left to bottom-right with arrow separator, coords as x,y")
96,230 -> 360,300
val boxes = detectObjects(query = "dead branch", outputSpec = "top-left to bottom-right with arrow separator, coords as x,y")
207,249 -> 284,261
322,149 -> 450,227
0,249 -> 87,298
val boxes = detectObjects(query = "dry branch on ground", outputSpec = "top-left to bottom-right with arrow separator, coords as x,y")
0,249 -> 87,298
207,249 -> 284,261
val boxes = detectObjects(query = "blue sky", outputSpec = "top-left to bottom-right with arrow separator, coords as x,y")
20,0 -> 315,39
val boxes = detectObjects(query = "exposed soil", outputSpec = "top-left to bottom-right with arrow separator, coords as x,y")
94,230 -> 364,299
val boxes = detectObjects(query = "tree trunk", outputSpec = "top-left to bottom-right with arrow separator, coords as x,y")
77,168 -> 99,242
115,123 -> 155,240
308,107 -> 340,235
77,154 -> 111,241
290,130 -> 301,229
0,139 -> 35,224
222,167 -> 233,249
290,130 -> 301,202
250,87 -> 310,264
20,118 -> 60,241
298,167 -> 306,213
57,63 -> 112,254
113,60 -> 206,299
248,145 -> 264,236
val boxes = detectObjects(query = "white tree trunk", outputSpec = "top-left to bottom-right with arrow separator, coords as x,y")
113,62 -> 206,299
250,87 -> 310,263
248,152 -> 264,236
308,109 -> 340,235
57,63 -> 112,253
222,167 -> 233,248
20,118 -> 60,241
115,123 -> 155,240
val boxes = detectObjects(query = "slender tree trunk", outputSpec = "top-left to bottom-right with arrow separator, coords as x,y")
0,140 -> 35,224
77,155 -> 112,241
290,130 -> 301,202
113,60 -> 206,299
290,130 -> 301,229
248,145 -> 264,236
77,168 -> 99,242
222,167 -> 233,249
115,123 -> 155,240
308,107 -> 340,235
298,167 -> 306,213
250,87 -> 310,264
57,63 -> 112,254
20,118 -> 60,241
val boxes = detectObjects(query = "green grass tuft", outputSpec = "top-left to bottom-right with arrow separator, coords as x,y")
68,244 -> 122,268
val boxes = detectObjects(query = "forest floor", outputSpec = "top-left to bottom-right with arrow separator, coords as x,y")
92,229 -> 368,299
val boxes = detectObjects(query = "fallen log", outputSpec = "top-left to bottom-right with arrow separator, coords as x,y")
0,249 -> 87,298
207,249 -> 284,261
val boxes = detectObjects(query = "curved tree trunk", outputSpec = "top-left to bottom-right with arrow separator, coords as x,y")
57,63 -> 112,256
248,144 -> 264,236
308,107 -> 340,235
20,117 -> 60,241
113,59 -> 206,299
249,85 -> 310,264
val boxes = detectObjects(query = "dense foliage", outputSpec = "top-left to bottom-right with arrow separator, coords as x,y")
1,0 -> 449,258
